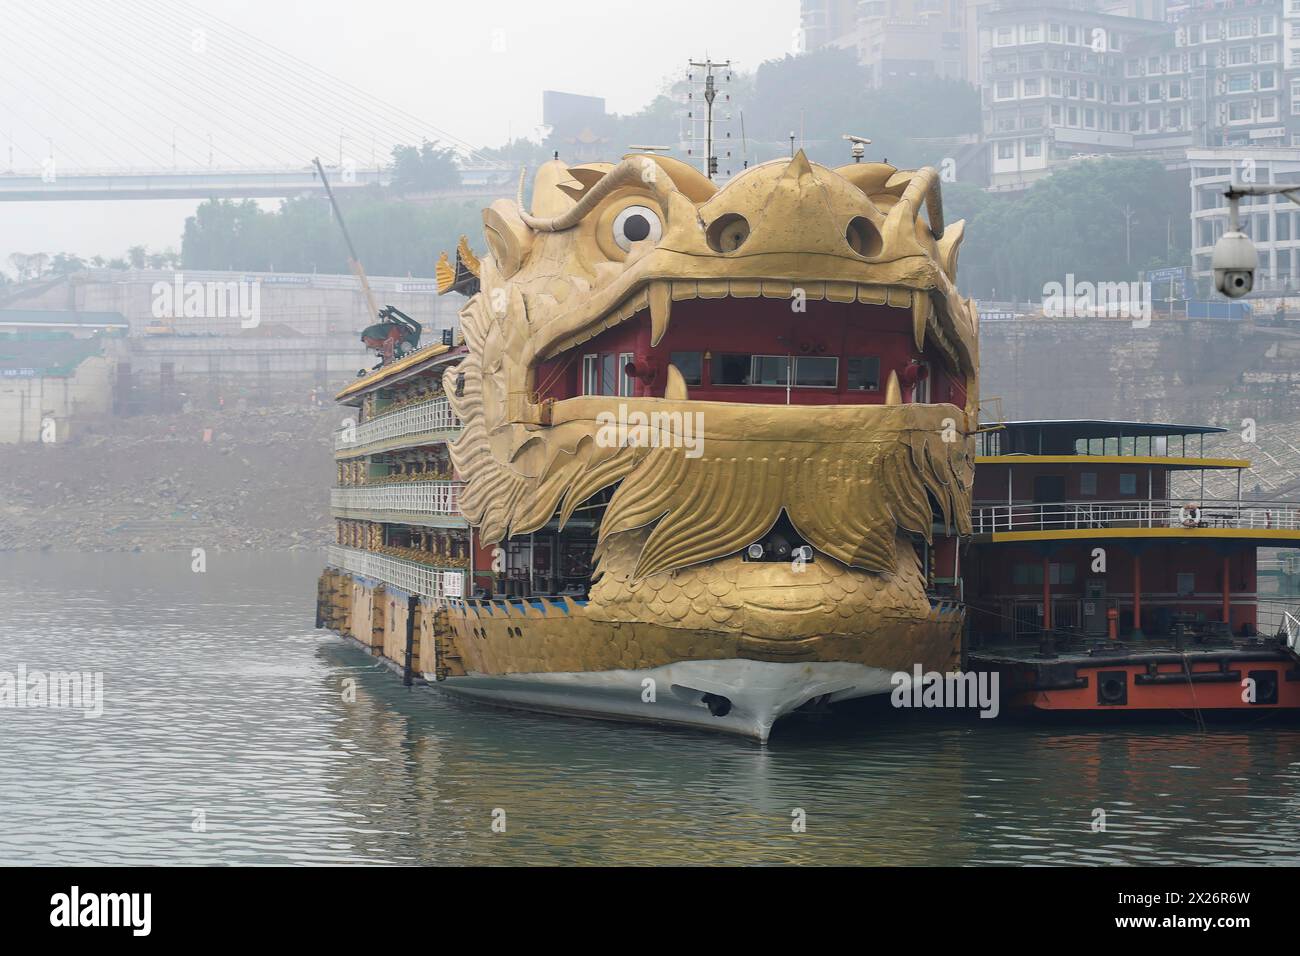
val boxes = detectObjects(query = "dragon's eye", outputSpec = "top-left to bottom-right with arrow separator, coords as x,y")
613,205 -> 663,252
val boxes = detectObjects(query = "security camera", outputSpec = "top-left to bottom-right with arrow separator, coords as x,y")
1212,230 -> 1257,299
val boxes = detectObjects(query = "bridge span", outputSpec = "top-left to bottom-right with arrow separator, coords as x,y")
0,166 -> 508,202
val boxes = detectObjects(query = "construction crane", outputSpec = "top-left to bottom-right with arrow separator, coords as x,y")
313,157 -> 421,366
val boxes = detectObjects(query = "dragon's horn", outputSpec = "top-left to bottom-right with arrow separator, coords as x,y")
517,157 -> 678,232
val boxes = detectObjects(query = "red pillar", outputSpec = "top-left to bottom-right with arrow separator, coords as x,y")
1132,552 -> 1143,637
1042,556 -> 1052,632
1222,555 -> 1231,629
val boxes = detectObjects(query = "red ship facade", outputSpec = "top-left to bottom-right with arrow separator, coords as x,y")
964,419 -> 1300,714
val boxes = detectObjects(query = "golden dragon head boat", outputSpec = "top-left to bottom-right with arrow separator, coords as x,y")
321,150 -> 979,741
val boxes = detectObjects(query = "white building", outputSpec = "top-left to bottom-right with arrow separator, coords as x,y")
980,4 -> 1168,190
1189,147 -> 1300,293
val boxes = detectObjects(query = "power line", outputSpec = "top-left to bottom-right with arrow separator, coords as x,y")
102,0 -> 363,164
132,0 -> 501,165
0,5 -> 202,168
0,69 -> 101,170
125,0 -> 459,165
50,0 -> 320,166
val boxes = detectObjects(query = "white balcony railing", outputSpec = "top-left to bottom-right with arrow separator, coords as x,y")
336,397 -> 460,453
331,480 -> 464,521
326,545 -> 465,600
972,498 -> 1300,534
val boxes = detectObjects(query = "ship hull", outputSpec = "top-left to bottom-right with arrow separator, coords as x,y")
317,560 -> 963,742
430,659 -> 898,742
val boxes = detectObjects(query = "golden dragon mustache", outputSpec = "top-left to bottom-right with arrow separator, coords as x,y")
452,387 -> 971,581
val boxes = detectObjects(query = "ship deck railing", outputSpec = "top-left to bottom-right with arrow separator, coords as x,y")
326,545 -> 465,600
971,497 -> 1300,534
336,396 -> 460,453
331,480 -> 464,519
1258,601 -> 1300,656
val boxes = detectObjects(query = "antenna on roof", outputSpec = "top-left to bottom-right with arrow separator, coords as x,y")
739,110 -> 748,169
687,57 -> 732,181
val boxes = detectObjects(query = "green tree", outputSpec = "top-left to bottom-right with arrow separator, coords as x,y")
181,195 -> 482,277
947,157 -> 1191,300
390,140 -> 462,194
49,253 -> 86,275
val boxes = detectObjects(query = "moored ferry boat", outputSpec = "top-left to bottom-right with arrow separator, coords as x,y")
964,419 -> 1300,714
317,150 -> 979,741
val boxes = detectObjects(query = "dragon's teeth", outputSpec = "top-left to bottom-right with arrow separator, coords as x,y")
884,369 -> 903,405
664,363 -> 689,400
825,281 -> 856,303
649,281 -> 672,347
886,286 -> 912,309
912,293 -> 930,352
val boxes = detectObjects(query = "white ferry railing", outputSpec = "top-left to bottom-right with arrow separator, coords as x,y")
336,397 -> 460,452
326,545 -> 464,600
971,498 -> 1300,534
1256,602 -> 1300,653
331,480 -> 464,518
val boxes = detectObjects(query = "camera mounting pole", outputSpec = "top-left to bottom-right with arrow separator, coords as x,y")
1223,182 -> 1300,230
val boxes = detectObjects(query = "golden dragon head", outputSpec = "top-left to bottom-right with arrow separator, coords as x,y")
445,151 -> 977,588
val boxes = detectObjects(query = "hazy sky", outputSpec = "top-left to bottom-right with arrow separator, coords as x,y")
0,0 -> 800,270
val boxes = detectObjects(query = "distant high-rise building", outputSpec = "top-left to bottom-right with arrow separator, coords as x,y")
802,0 -> 979,84
978,0 -> 1294,190
799,0 -> 859,52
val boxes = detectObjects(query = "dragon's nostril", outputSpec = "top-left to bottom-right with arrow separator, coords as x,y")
845,216 -> 883,257
707,213 -> 750,253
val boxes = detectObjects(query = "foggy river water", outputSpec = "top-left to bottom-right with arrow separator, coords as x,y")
3,551 -> 1300,866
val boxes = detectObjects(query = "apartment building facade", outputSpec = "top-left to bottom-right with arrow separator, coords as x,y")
982,0 -> 1299,189
981,4 -> 1168,189
801,0 -> 991,83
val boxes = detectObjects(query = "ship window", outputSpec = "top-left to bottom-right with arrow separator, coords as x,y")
752,355 -> 790,386
713,352 -> 751,385
582,354 -> 599,395
619,352 -> 635,397
1013,563 -> 1040,586
794,356 -> 838,387
1014,562 -> 1074,586
670,351 -> 703,386
601,353 -> 618,396
1177,572 -> 1195,596
1136,435 -> 1151,455
847,356 -> 881,391
1080,472 -> 1097,495
1119,473 -> 1137,495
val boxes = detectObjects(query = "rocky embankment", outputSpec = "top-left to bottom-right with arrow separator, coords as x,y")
0,404 -> 338,552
